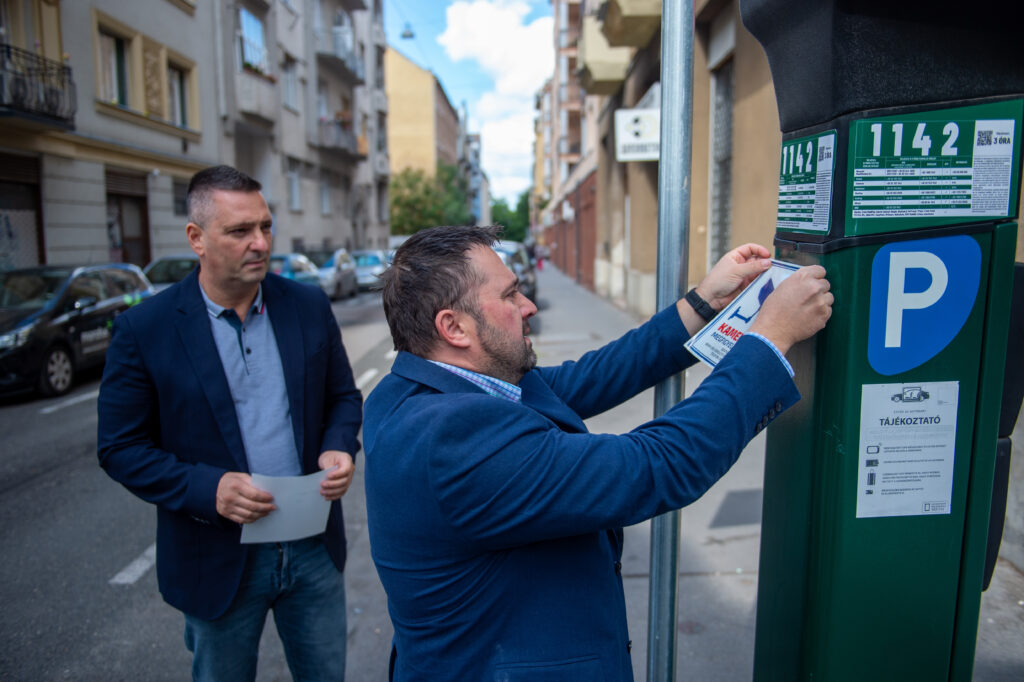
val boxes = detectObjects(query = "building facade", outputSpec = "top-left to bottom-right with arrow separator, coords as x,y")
0,0 -> 388,271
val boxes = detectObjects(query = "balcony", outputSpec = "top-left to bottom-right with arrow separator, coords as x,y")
373,150 -> 389,177
373,88 -> 387,112
578,15 -> 630,95
559,81 -> 583,109
315,28 -> 365,85
601,0 -> 661,48
0,44 -> 76,130
316,118 -> 366,160
236,68 -> 278,124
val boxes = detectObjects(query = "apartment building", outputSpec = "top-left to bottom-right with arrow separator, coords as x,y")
0,0 -> 388,270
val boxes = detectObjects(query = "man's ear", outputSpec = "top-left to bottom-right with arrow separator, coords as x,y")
186,222 -> 204,257
434,309 -> 473,349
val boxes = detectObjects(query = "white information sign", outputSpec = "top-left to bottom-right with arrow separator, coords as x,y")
856,381 -> 959,519
615,108 -> 660,162
684,260 -> 799,368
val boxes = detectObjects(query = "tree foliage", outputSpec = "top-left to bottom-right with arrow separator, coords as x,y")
389,162 -> 472,235
490,188 -> 531,242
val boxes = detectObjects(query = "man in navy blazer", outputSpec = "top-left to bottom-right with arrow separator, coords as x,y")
98,166 -> 362,681
363,225 -> 833,681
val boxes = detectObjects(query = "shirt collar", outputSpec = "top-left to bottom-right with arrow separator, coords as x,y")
199,283 -> 265,319
428,360 -> 522,403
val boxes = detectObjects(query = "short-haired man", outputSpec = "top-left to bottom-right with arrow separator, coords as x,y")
364,225 -> 833,681
98,165 -> 362,681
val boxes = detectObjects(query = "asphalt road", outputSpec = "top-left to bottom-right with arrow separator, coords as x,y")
0,290 -> 393,681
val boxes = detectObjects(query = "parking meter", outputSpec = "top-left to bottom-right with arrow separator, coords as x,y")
739,1 -> 1024,679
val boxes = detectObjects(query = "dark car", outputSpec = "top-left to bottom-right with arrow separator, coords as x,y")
143,253 -> 199,292
269,253 -> 322,289
0,264 -> 155,396
492,240 -> 538,303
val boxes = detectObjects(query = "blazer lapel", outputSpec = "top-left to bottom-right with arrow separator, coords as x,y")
263,276 -> 305,459
519,372 -> 588,433
174,271 -> 249,472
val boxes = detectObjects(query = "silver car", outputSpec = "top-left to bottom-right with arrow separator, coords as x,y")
352,250 -> 389,291
305,248 -> 358,300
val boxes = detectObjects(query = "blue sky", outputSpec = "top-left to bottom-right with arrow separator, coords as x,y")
383,0 -> 554,204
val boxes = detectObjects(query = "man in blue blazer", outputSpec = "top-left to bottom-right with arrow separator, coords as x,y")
98,166 -> 362,681
363,225 -> 833,681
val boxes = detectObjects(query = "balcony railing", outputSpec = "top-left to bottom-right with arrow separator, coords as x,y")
0,43 -> 76,127
314,28 -> 365,84
317,119 -> 365,158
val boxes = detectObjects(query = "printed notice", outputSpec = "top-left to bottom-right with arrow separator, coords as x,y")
684,260 -> 799,368
777,131 -> 836,232
856,381 -> 959,519
240,469 -> 332,544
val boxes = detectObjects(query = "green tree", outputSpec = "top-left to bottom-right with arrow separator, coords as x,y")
389,162 -> 472,235
490,188 -> 531,242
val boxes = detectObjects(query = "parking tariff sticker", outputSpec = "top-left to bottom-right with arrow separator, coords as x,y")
856,381 -> 959,519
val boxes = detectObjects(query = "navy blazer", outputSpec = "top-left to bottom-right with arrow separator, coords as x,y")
98,269 -> 362,620
363,306 -> 800,681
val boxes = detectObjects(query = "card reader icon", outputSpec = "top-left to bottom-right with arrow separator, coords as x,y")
866,459 -> 879,467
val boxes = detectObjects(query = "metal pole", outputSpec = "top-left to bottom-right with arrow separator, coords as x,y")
647,1 -> 694,681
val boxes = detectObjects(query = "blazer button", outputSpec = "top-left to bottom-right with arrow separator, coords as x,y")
614,561 -> 622,574
775,401 -> 783,411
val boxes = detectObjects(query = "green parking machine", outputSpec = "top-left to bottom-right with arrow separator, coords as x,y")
740,1 -> 1024,679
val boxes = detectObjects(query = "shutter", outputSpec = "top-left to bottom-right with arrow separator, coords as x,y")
0,152 -> 41,184
105,168 -> 148,196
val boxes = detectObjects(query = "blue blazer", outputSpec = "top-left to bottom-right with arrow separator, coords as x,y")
98,269 -> 362,620
363,306 -> 799,681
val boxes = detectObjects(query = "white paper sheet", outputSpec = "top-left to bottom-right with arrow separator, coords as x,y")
684,260 -> 800,368
240,469 -> 332,544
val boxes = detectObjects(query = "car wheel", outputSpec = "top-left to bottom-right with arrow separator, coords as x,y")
39,345 -> 74,397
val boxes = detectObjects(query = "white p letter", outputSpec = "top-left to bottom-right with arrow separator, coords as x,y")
886,251 -> 948,348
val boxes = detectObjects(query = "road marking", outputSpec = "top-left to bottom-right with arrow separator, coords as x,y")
385,349 -> 397,360
355,369 -> 379,390
40,389 -> 100,415
109,543 -> 156,585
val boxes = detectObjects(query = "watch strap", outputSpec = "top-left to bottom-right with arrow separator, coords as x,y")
685,288 -> 717,323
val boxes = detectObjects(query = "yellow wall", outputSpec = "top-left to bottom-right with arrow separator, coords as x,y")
385,47 -> 437,175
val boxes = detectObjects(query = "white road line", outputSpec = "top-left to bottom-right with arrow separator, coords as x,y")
40,389 -> 100,415
109,543 -> 156,585
355,368 -> 379,390
385,349 -> 398,360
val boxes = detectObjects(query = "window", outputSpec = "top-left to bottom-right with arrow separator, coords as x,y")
99,31 -> 129,105
320,171 -> 332,216
709,59 -> 734,264
282,57 -> 298,109
167,65 -> 187,126
287,159 -> 302,212
239,6 -> 269,74
377,181 -> 388,222
376,113 -> 387,152
173,180 -> 188,216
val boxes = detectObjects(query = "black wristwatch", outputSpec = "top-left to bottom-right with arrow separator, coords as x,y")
685,288 -> 717,323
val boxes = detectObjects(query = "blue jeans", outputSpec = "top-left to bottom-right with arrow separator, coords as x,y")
184,536 -> 346,681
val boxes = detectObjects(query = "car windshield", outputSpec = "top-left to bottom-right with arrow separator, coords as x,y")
354,253 -> 382,266
304,249 -> 333,267
0,269 -> 71,310
145,258 -> 196,284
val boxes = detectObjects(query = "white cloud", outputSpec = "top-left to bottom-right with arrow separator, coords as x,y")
438,1 -> 553,204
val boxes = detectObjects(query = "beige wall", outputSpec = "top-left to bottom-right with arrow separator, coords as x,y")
434,81 -> 460,168
385,47 -> 437,175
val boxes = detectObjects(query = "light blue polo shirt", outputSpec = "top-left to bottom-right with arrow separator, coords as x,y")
199,283 -> 302,477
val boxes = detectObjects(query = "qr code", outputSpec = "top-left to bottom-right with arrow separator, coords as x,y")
977,130 -> 993,146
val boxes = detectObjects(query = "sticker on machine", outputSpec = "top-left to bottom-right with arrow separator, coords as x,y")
856,381 -> 959,519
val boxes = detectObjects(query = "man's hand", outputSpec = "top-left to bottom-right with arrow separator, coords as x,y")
749,265 -> 833,355
216,472 -> 275,524
678,243 -> 772,334
319,451 -> 355,501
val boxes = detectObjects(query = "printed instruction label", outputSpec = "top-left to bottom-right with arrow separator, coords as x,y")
684,260 -> 799,368
851,117 -> 1015,219
777,131 -> 836,232
856,381 -> 959,519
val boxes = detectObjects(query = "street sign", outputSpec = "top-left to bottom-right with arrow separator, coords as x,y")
615,108 -> 660,162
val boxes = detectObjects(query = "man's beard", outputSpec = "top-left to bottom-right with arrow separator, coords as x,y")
475,315 -> 537,385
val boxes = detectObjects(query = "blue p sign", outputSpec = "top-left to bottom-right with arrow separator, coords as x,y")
868,235 -> 981,376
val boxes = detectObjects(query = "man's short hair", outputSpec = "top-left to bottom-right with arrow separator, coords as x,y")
381,225 -> 502,356
187,165 -> 262,226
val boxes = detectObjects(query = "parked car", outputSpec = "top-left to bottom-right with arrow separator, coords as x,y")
269,253 -> 322,289
492,239 -> 538,302
143,253 -> 199,292
352,249 -> 389,291
0,263 -> 155,396
304,247 -> 358,300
